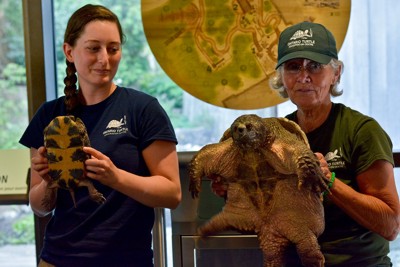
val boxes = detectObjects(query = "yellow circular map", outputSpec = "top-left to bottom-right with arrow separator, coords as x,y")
142,0 -> 351,109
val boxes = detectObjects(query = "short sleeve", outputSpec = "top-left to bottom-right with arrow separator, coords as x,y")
137,98 -> 177,150
351,118 -> 394,173
19,98 -> 66,149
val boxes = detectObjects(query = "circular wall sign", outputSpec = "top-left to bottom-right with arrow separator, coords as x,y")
142,0 -> 351,109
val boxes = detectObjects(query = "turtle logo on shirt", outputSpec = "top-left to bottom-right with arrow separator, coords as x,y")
103,115 -> 129,137
325,149 -> 341,161
106,116 -> 126,129
325,148 -> 346,170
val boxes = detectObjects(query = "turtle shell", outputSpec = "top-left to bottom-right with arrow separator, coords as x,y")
43,116 -> 105,208
44,115 -> 90,189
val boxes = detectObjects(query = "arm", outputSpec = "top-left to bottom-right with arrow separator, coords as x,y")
316,153 -> 400,240
29,147 -> 56,217
84,140 -> 181,209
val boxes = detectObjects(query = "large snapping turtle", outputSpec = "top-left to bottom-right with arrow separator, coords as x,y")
189,114 -> 328,267
43,115 -> 106,209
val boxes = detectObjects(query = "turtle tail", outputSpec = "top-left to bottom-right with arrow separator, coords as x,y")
69,189 -> 77,208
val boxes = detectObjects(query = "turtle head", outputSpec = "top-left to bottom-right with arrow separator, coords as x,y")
230,114 -> 268,149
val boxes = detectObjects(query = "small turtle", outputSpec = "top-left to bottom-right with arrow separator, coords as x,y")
43,115 -> 106,209
189,114 -> 328,267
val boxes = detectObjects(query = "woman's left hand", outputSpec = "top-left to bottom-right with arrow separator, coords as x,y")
83,147 -> 120,186
83,141 -> 180,209
315,152 -> 332,181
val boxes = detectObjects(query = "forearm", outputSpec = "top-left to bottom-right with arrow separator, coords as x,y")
327,178 -> 400,240
29,179 -> 55,217
83,142 -> 182,209
107,169 -> 181,209
29,147 -> 55,216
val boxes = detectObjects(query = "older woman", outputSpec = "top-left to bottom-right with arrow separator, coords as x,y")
269,21 -> 400,266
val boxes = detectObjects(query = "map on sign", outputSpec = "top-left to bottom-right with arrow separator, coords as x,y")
141,0 -> 350,109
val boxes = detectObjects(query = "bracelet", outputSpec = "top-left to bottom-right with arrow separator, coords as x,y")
323,172 -> 336,197
327,172 -> 336,188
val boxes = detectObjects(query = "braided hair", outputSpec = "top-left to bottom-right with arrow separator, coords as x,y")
63,4 -> 125,114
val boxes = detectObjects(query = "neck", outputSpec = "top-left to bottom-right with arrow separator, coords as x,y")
296,102 -> 332,133
79,83 -> 117,106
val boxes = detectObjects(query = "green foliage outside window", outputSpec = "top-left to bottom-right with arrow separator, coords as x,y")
0,0 -> 26,149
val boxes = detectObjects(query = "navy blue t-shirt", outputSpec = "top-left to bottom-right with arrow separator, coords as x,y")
19,86 -> 177,267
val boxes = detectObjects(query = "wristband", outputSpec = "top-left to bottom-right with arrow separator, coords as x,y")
323,172 -> 335,197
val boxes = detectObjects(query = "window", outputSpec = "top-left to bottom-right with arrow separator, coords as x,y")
0,0 -> 35,266
4,0 -> 399,266
50,1 -> 400,266
51,0 -> 400,152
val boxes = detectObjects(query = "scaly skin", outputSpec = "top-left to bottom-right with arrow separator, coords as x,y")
189,114 -> 328,267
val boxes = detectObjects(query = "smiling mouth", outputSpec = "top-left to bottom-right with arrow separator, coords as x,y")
94,69 -> 110,74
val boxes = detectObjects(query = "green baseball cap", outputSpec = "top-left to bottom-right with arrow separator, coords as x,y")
276,21 -> 338,68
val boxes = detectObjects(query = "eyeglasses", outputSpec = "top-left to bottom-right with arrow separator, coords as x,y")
283,60 -> 327,75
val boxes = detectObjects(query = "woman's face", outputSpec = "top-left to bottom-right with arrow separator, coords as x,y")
63,20 -> 122,89
281,58 -> 340,110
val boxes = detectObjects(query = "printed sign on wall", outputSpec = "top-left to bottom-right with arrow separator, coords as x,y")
0,149 -> 30,195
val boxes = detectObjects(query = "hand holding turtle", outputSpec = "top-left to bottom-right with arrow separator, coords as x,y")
314,152 -> 333,181
31,146 -> 51,183
83,147 -> 121,187
210,175 -> 228,198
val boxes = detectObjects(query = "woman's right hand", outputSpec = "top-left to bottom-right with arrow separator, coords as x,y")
29,147 -> 56,216
31,146 -> 50,182
210,174 -> 228,198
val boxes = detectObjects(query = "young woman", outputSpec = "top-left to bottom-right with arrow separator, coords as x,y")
20,4 -> 181,267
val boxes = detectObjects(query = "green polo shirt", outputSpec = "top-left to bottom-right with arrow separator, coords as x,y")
286,103 -> 394,266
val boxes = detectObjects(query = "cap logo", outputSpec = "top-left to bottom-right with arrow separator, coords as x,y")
287,28 -> 315,49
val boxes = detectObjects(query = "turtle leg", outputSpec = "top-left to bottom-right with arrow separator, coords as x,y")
42,185 -> 58,210
68,189 -> 77,208
258,229 -> 289,267
294,233 -> 325,267
198,209 -> 255,237
79,180 -> 106,204
296,152 -> 328,195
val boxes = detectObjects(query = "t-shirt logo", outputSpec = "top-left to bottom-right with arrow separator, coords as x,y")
325,147 -> 346,170
106,118 -> 126,129
103,116 -> 128,137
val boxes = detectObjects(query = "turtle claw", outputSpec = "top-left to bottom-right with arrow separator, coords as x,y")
42,186 -> 57,210
82,180 -> 106,205
189,182 -> 200,199
90,191 -> 106,204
